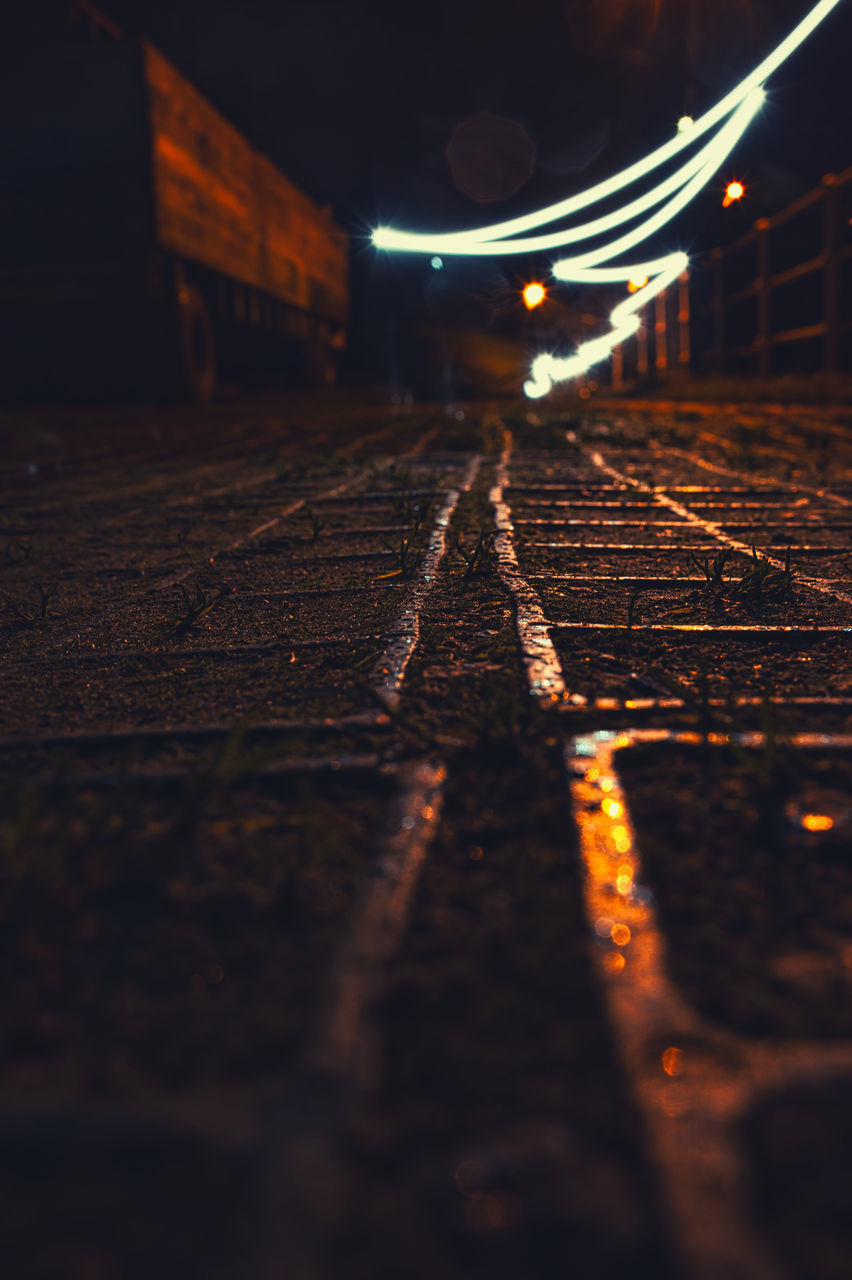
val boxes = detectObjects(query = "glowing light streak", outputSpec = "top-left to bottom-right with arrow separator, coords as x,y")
371,0 -> 845,396
525,93 -> 759,395
551,92 -> 760,276
376,95 -> 760,259
372,0 -> 843,253
523,252 -> 687,398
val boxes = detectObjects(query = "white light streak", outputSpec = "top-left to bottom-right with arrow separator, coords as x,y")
371,0 -> 844,395
372,0 -> 841,253
551,91 -> 761,277
376,92 -> 760,259
523,253 -> 687,399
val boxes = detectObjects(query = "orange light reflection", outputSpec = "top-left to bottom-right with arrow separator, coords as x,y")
802,813 -> 833,831
662,1047 -> 684,1077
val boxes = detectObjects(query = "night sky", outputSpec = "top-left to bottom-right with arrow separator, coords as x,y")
10,0 -> 852,379
80,0 -> 852,223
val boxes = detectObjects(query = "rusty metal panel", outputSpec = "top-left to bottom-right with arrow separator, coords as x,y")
143,42 -> 346,324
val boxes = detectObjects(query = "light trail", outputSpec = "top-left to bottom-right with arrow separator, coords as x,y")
551,92 -> 761,275
371,0 -> 844,394
372,0 -> 843,253
524,253 -> 687,398
524,92 -> 760,394
374,92 -> 760,259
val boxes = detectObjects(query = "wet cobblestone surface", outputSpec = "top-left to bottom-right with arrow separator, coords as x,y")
2,391 -> 852,1279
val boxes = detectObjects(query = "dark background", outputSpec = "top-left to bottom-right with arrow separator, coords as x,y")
8,0 -> 852,384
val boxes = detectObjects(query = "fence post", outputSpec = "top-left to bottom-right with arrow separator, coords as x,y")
755,219 -> 771,377
611,342 -> 624,391
636,319 -> 649,380
712,248 -> 726,374
823,173 -> 839,373
678,270 -> 691,372
655,290 -> 668,377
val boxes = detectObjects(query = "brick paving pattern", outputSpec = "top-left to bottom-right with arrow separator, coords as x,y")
2,395 -> 851,1279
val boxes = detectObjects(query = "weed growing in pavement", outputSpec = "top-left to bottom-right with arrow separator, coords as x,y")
170,579 -> 231,638
687,547 -> 796,618
626,586 -> 654,631
3,538 -> 32,565
700,548 -> 736,593
376,509 -> 430,580
733,547 -> 796,613
0,581 -> 57,624
454,528 -> 495,582
303,508 -> 326,541
684,549 -> 737,618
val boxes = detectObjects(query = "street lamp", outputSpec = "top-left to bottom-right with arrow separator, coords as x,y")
723,179 -> 745,207
523,282 -> 546,309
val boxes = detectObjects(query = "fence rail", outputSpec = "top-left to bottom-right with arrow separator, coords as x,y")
610,166 -> 852,387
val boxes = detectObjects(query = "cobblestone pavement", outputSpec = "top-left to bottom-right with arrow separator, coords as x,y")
2,393 -> 851,1280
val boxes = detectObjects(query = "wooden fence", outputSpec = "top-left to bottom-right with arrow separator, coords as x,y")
609,166 -> 852,387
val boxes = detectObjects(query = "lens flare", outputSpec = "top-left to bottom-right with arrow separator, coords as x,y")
371,0 -> 844,396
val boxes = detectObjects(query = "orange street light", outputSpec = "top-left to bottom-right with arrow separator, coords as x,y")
723,179 -> 745,207
627,274 -> 649,293
523,282 -> 546,309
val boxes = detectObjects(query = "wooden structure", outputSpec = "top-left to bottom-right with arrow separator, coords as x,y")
608,166 -> 852,390
144,45 -> 346,332
700,168 -> 852,377
0,4 -> 347,401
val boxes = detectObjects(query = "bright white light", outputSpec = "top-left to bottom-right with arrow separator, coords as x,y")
370,0 -> 838,253
523,282 -> 546,308
550,91 -> 760,279
523,254 -> 687,399
375,93 -> 760,259
371,0 -> 844,396
431,256 -> 443,269
723,179 -> 746,207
